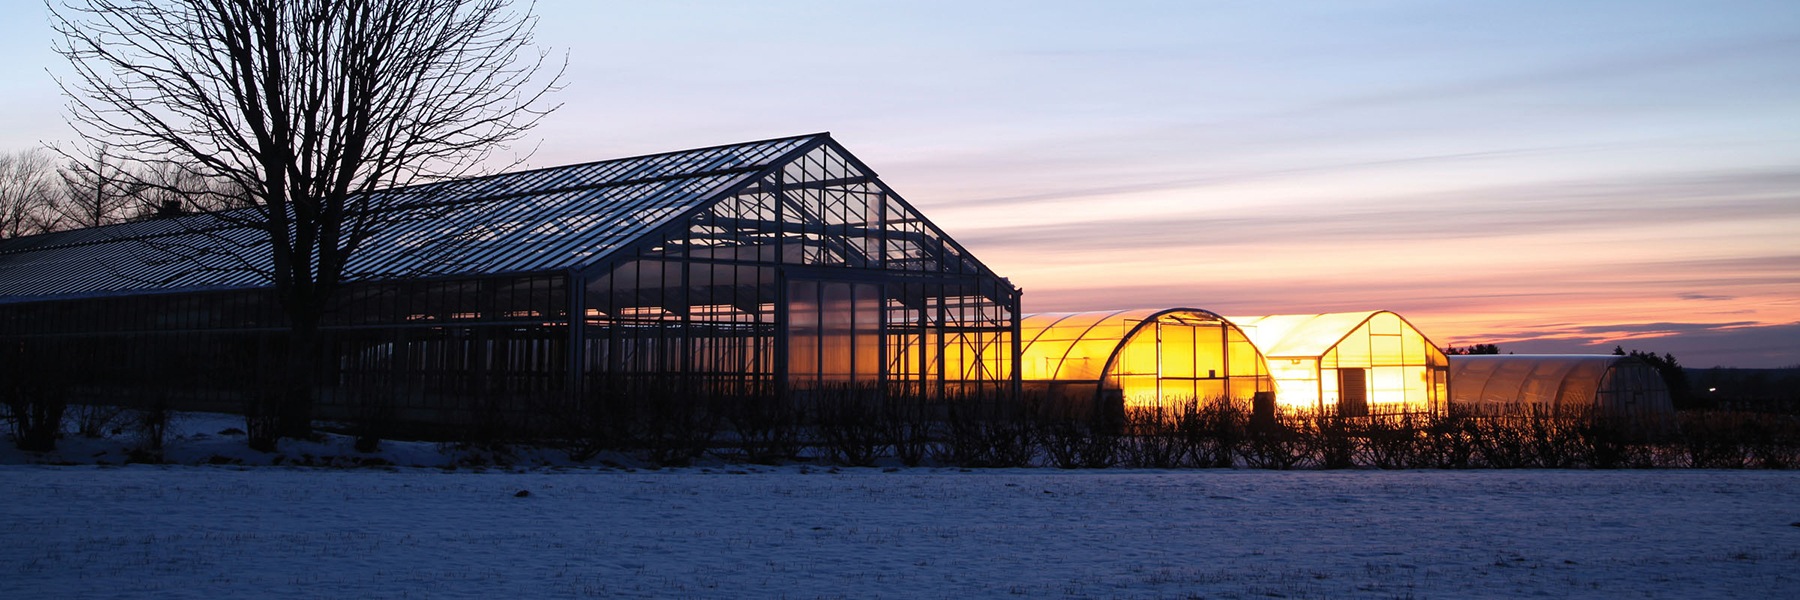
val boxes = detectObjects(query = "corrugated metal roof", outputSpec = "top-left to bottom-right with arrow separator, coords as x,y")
0,134 -> 821,301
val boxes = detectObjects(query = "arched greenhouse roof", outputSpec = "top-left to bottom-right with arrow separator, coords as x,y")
1448,354 -> 1674,415
1019,308 -> 1273,408
1020,308 -> 1239,381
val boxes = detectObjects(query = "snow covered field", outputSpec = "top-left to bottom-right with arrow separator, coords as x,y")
4,465 -> 1797,599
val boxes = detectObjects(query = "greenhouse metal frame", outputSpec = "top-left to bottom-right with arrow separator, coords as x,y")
1227,311 -> 1449,416
1447,354 -> 1673,416
1018,308 -> 1274,414
0,133 -> 1022,428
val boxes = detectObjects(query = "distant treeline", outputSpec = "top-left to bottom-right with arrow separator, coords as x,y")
1689,366 -> 1800,413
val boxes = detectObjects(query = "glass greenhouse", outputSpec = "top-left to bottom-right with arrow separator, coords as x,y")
1227,311 -> 1448,415
1447,355 -> 1673,416
0,134 -> 1022,428
1019,308 -> 1273,412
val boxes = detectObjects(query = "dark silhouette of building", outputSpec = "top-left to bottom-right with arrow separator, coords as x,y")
0,134 -> 1022,429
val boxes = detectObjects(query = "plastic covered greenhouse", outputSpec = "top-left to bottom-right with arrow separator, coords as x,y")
1447,355 -> 1673,416
0,134 -> 1022,429
1227,311 -> 1448,415
1018,308 -> 1273,413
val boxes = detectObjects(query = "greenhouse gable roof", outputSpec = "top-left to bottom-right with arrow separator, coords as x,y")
0,134 -> 824,301
1226,311 -> 1384,359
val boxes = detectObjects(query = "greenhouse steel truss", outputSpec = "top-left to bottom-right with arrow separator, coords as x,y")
0,134 -> 1022,428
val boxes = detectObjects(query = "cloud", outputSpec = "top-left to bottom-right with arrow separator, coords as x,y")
953,167 -> 1800,253
1266,34 -> 1800,118
928,144 -> 1608,208
1497,321 -> 1800,368
1556,321 -> 1760,335
883,33 -> 1800,209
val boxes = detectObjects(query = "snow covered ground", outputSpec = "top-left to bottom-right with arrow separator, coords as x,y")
4,463 -> 1797,599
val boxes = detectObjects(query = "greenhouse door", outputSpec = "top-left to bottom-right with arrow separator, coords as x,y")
1339,368 -> 1368,416
785,280 -> 882,387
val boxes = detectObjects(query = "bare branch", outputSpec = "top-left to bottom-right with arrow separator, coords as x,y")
0,149 -> 63,239
51,0 -> 562,318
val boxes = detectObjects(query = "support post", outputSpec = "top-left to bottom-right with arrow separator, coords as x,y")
566,272 -> 585,397
1009,285 -> 1023,401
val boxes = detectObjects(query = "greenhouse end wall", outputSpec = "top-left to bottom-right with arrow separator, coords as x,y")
1019,309 -> 1273,416
1229,311 -> 1449,416
573,139 -> 1020,403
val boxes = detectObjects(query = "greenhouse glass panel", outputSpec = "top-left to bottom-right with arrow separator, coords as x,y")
1229,311 -> 1448,415
2,133 -> 1022,431
1020,308 -> 1272,412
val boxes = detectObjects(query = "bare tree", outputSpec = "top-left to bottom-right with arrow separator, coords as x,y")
127,160 -> 227,219
54,145 -> 141,229
0,149 -> 61,239
52,0 -> 562,447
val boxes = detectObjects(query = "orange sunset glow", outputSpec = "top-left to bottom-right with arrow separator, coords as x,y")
4,1 -> 1796,366
924,165 -> 1800,367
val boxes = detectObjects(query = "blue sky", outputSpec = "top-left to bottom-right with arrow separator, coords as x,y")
3,1 -> 1798,366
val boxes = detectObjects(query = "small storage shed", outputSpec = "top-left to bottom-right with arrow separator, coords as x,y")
1448,355 -> 1673,416
1019,308 -> 1273,411
1227,311 -> 1448,415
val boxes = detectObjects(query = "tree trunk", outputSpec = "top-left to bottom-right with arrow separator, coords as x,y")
7,384 -> 67,452
6,340 -> 69,452
278,317 -> 321,440
245,332 -> 280,452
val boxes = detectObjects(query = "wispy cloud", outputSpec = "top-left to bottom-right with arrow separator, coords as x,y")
1267,34 -> 1800,118
922,144 -> 1614,208
1492,322 -> 1800,368
954,167 -> 1800,253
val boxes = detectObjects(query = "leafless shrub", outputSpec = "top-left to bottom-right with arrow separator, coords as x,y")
127,399 -> 172,460
4,391 -> 68,453
880,392 -> 936,468
1525,408 -> 1585,468
1038,417 -> 1111,469
543,378 -> 656,462
934,396 -> 1035,468
68,404 -> 130,439
1575,413 -> 1653,469
1680,411 -> 1752,468
642,386 -> 724,467
1241,411 -> 1312,470
557,377 -> 723,466
1422,410 -> 1481,469
722,391 -> 797,465
1306,414 -> 1358,470
1119,408 -> 1183,469
1175,398 -> 1248,468
1358,414 -> 1421,469
1473,415 -> 1534,468
813,386 -> 887,467
351,391 -> 398,454
545,392 -> 615,463
1743,414 -> 1800,469
3,342 -> 72,452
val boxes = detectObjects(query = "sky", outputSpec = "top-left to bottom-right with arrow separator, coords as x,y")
2,1 -> 1798,367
